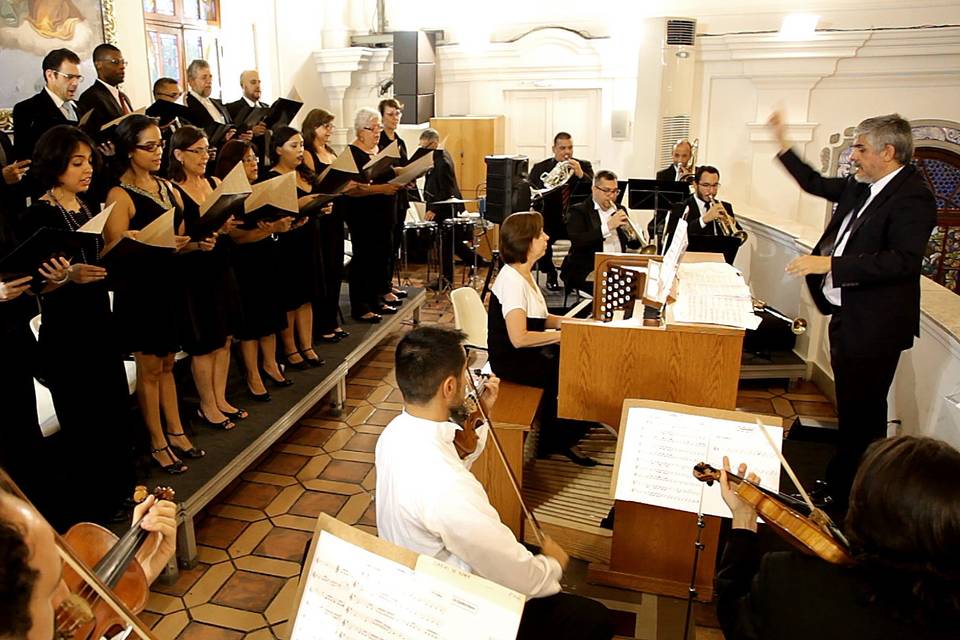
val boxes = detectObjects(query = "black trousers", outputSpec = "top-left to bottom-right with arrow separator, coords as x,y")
314,213 -> 345,334
827,312 -> 901,502
494,343 -> 590,455
517,592 -> 615,640
345,209 -> 392,318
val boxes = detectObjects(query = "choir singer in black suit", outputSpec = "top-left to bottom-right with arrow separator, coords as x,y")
560,170 -> 640,295
224,69 -> 270,152
183,60 -> 241,138
529,132 -> 593,291
12,49 -> 82,161
717,436 -> 960,640
771,111 -> 937,504
77,44 -> 134,134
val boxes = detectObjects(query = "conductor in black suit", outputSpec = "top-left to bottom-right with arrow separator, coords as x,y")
772,111 -> 937,503
77,44 -> 134,135
560,170 -> 640,295
12,48 -> 82,161
529,132 -> 593,291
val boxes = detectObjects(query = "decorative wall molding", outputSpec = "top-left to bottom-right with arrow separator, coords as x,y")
312,47 -> 391,138
102,0 -> 118,46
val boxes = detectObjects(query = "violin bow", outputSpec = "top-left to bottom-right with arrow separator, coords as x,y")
754,417 -> 817,514
465,371 -> 546,545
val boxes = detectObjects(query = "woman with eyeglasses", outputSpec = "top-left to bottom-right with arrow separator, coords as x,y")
104,114 -> 206,474
16,125 -> 137,524
340,107 -> 402,323
216,140 -> 295,400
266,126 -> 325,368
302,108 -> 349,343
169,125 -> 245,431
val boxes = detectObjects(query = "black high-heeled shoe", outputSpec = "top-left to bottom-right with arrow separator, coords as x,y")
378,304 -> 399,315
319,333 -> 341,343
301,349 -> 324,367
334,328 -> 350,338
382,295 -> 403,306
196,408 -> 235,431
246,383 -> 272,402
221,407 -> 249,420
284,351 -> 311,370
354,313 -> 382,324
262,368 -> 294,387
391,288 -> 408,299
151,446 -> 188,474
166,431 -> 206,458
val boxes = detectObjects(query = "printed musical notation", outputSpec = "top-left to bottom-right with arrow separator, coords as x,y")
614,408 -> 783,518
668,262 -> 762,330
290,531 -> 523,640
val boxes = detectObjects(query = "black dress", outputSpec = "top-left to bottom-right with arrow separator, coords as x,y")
340,144 -> 396,318
173,181 -> 242,355
267,169 -> 323,311
307,149 -> 344,334
111,179 -> 183,357
231,227 -> 287,342
18,199 -> 135,524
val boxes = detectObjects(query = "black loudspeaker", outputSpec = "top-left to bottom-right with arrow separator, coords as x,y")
484,155 -> 530,224
393,31 -> 435,125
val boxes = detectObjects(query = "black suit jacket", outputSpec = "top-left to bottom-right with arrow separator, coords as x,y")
680,195 -> 741,237
12,90 -> 73,160
77,80 -> 132,136
530,156 -> 594,237
224,97 -> 269,127
656,164 -> 681,183
184,93 -> 234,129
423,149 -> 463,219
778,149 -> 936,356
560,197 -> 640,289
716,529 -> 954,640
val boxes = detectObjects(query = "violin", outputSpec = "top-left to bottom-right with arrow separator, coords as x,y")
451,372 -> 489,460
56,485 -> 175,640
692,462 -> 853,566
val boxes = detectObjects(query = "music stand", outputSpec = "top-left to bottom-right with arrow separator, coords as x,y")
627,179 -> 689,254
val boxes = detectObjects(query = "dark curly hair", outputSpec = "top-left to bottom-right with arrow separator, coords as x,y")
31,125 -> 102,191
0,514 -> 38,638
846,436 -> 960,629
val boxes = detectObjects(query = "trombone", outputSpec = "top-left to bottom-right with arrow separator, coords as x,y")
753,298 -> 808,335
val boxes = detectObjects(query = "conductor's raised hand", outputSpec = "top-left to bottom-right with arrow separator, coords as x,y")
0,275 -> 33,301
767,111 -> 790,152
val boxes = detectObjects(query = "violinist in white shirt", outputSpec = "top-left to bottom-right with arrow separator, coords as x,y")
375,326 -> 614,640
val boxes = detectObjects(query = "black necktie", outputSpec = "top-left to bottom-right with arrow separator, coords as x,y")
825,186 -> 871,256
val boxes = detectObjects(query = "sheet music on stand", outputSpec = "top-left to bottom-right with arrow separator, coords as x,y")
289,514 -> 524,640
611,401 -> 783,519
666,262 -> 762,330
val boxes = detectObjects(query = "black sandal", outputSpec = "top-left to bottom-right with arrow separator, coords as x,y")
221,407 -> 249,420
284,351 -> 310,370
196,408 -> 235,430
301,348 -> 324,367
166,431 -> 206,458
334,328 -> 350,338
151,446 -> 188,474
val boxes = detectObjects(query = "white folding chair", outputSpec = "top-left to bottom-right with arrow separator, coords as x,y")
450,287 -> 488,351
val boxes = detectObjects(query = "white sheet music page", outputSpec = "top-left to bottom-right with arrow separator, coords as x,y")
668,262 -> 761,330
613,407 -> 783,518
290,531 -> 523,640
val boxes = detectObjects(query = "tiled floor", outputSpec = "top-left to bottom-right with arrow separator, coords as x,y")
143,266 -> 835,639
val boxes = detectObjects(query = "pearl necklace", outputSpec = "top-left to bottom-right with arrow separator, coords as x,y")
46,190 -> 102,264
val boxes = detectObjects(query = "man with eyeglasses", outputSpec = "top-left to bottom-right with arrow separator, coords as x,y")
560,170 -> 640,295
12,48 -> 82,162
669,165 -> 743,263
77,43 -> 134,137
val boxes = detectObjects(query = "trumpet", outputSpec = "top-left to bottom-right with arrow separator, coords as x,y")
618,207 -> 658,254
753,298 -> 808,335
707,197 -> 748,245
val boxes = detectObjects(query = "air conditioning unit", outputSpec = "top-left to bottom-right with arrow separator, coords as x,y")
656,18 -> 697,169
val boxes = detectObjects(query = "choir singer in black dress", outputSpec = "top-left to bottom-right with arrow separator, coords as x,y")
169,126 -> 246,429
340,107 -> 402,323
216,141 -> 295,400
487,212 -> 596,466
104,114 -> 207,474
19,125 -> 136,523
302,108 -> 350,343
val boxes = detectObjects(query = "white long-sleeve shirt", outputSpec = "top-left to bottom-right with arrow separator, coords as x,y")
375,410 -> 562,599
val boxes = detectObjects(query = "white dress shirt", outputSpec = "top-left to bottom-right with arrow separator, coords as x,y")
188,88 -> 225,124
375,410 -> 562,599
45,86 -> 76,121
692,196 -> 710,229
242,95 -> 258,108
491,264 -> 548,320
822,166 -> 904,306
596,200 -> 622,254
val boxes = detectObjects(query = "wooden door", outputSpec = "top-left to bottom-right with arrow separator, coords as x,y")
430,116 -> 505,206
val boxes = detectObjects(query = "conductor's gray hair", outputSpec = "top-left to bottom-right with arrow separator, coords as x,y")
419,128 -> 440,143
353,107 -> 381,133
854,114 -> 914,165
186,59 -> 210,81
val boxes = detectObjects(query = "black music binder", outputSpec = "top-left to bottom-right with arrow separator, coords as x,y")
146,100 -> 190,128
205,122 -> 236,148
0,228 -> 100,280
242,97 -> 303,130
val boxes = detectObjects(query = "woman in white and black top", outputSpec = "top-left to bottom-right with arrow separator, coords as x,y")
487,212 -> 595,466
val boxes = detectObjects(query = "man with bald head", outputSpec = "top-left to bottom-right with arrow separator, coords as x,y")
226,69 -> 269,138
